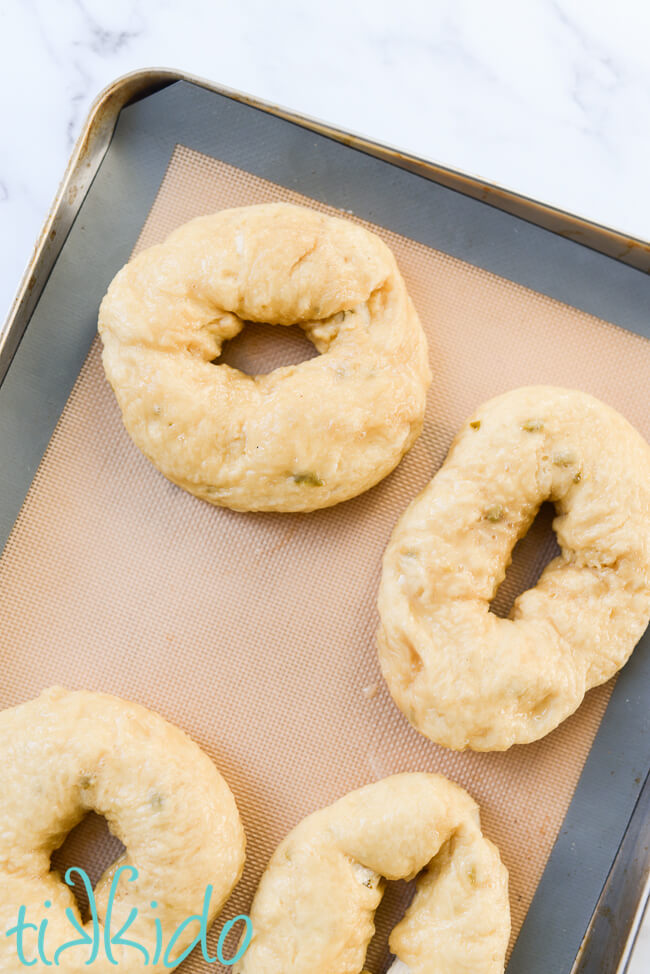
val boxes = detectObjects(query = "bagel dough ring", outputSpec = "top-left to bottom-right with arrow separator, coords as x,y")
0,687 -> 245,971
98,203 -> 431,512
234,773 -> 509,974
378,386 -> 650,751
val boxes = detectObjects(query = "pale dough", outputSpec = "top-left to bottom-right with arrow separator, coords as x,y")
98,203 -> 430,512
0,687 -> 245,971
235,773 -> 509,974
378,386 -> 650,750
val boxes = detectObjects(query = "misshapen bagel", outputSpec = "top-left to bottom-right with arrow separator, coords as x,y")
378,386 -> 650,750
99,203 -> 430,512
235,773 -> 509,974
0,688 -> 245,971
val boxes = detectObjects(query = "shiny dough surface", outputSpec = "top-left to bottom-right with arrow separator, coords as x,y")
235,773 -> 509,974
98,203 -> 430,512
0,687 -> 245,971
378,386 -> 650,750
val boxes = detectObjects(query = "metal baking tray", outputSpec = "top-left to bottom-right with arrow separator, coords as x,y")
1,69 -> 648,974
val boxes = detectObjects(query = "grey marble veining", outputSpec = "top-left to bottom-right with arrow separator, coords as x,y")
1,0 -> 649,319
0,1 -> 648,970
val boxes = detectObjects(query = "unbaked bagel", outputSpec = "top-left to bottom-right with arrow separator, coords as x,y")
378,386 -> 650,750
0,687 -> 245,971
98,203 -> 430,512
235,773 -> 509,974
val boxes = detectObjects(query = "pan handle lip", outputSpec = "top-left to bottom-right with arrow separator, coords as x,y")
3,64 -> 649,377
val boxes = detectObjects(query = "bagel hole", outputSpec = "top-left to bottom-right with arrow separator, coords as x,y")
363,878 -> 416,973
50,812 -> 125,920
490,501 -> 560,618
217,321 -> 319,375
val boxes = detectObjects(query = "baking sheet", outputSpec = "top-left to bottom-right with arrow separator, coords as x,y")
0,82 -> 648,974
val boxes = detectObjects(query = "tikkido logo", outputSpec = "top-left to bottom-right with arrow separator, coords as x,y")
6,865 -> 252,967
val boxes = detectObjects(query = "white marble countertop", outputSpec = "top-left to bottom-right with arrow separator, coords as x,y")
0,0 -> 648,969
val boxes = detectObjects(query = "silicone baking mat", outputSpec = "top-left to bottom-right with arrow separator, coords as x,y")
0,82 -> 648,973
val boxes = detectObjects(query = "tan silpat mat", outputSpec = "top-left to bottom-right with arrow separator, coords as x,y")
1,146 -> 649,971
